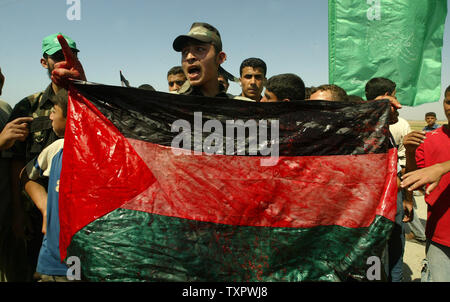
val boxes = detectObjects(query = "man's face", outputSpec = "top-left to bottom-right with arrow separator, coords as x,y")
240,67 -> 266,101
444,92 -> 450,123
168,73 -> 186,92
0,67 -> 4,95
309,90 -> 333,101
181,41 -> 223,88
425,115 -> 437,127
50,104 -> 66,137
261,89 -> 279,103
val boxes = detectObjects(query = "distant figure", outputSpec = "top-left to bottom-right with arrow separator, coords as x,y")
423,112 -> 440,132
138,84 -> 156,91
260,73 -> 305,102
167,66 -> 186,93
308,84 -> 347,102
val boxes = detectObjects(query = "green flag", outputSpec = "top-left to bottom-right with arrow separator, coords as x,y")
329,0 -> 447,106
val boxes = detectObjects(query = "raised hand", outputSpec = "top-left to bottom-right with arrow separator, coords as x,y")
403,131 -> 426,152
51,34 -> 86,88
374,94 -> 401,124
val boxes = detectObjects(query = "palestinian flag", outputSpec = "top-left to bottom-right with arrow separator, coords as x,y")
60,82 -> 397,281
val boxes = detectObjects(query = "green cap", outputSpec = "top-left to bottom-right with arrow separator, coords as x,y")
42,32 -> 79,56
173,22 -> 222,52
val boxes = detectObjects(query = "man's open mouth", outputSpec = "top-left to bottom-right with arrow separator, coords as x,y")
187,66 -> 201,78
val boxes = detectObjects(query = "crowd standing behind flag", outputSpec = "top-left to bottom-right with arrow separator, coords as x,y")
0,20 -> 448,282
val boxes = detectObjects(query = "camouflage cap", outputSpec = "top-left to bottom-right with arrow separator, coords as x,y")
42,32 -> 79,56
173,22 -> 222,52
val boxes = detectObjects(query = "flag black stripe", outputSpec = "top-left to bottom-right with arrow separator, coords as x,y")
73,82 -> 391,156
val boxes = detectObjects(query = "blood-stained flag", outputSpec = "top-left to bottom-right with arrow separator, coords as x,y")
59,82 -> 397,281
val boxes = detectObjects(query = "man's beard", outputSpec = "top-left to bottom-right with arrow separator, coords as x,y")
47,66 -> 54,80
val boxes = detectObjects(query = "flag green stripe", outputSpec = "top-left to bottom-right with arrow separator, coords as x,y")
67,208 -> 393,282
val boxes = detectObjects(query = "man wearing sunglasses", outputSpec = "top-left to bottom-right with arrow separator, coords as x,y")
5,33 -> 79,281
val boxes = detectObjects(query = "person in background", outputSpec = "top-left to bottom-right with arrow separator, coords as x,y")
390,116 -> 426,245
365,77 -> 409,282
234,58 -> 267,102
308,84 -> 348,102
167,66 -> 186,93
260,73 -> 305,102
218,71 -> 230,93
423,112 -> 440,132
138,84 -> 156,91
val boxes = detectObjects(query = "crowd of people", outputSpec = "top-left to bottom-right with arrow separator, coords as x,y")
0,22 -> 449,282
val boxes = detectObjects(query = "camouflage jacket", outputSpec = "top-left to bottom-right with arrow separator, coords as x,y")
6,84 -> 60,162
177,81 -> 230,98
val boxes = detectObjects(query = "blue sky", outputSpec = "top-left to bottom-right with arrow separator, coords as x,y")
0,0 -> 449,120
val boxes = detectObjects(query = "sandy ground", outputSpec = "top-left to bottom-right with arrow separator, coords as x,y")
402,192 -> 427,282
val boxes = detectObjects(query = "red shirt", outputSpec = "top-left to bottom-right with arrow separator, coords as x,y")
416,125 -> 450,247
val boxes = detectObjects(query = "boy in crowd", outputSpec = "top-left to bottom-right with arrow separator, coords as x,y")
423,112 -> 440,132
260,73 -> 305,102
20,89 -> 69,282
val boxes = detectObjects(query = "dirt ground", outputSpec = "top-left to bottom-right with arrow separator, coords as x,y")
402,192 -> 427,282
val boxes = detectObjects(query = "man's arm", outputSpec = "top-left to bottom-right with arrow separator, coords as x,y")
11,159 -> 28,238
20,165 -> 48,234
401,130 -> 426,220
403,130 -> 426,173
24,180 -> 48,234
401,160 -> 450,195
